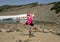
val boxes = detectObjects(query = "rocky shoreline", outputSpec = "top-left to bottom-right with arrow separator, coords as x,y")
0,26 -> 60,36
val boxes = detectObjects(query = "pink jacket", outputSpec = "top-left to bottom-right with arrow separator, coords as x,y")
26,15 -> 33,25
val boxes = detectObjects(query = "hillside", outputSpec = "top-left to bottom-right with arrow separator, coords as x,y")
0,2 -> 39,13
0,2 -> 60,23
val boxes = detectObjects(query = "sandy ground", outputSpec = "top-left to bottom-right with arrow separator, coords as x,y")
0,23 -> 60,42
0,31 -> 60,42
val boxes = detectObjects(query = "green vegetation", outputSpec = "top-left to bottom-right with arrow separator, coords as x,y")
50,1 -> 60,14
0,2 -> 39,13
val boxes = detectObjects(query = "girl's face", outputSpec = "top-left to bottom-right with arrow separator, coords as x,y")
27,12 -> 32,16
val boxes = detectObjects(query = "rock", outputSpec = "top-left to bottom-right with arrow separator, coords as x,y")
49,29 -> 53,32
24,39 -> 30,42
16,40 -> 22,42
43,29 -> 49,33
15,29 -> 20,32
19,40 -> 22,42
0,29 -> 2,32
37,28 -> 44,32
6,29 -> 15,32
56,31 -> 60,35
51,30 -> 56,34
0,29 -> 6,32
49,29 -> 56,34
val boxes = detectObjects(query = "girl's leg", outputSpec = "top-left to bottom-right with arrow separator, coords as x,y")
29,28 -> 32,35
29,26 -> 34,37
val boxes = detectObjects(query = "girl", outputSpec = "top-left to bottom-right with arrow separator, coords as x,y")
25,11 -> 37,36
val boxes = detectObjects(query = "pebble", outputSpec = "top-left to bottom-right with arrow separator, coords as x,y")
43,29 -> 49,33
38,28 -> 44,32
16,40 -> 22,42
6,29 -> 15,32
49,29 -> 53,32
24,39 -> 30,42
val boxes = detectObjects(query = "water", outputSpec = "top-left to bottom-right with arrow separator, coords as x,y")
0,20 -> 16,24
0,19 -> 27,24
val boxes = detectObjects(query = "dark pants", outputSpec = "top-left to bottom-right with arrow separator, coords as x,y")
26,22 -> 34,26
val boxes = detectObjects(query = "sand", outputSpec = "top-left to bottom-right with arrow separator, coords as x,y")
0,31 -> 60,42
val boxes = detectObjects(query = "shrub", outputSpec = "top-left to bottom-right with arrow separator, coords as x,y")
50,2 -> 60,14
